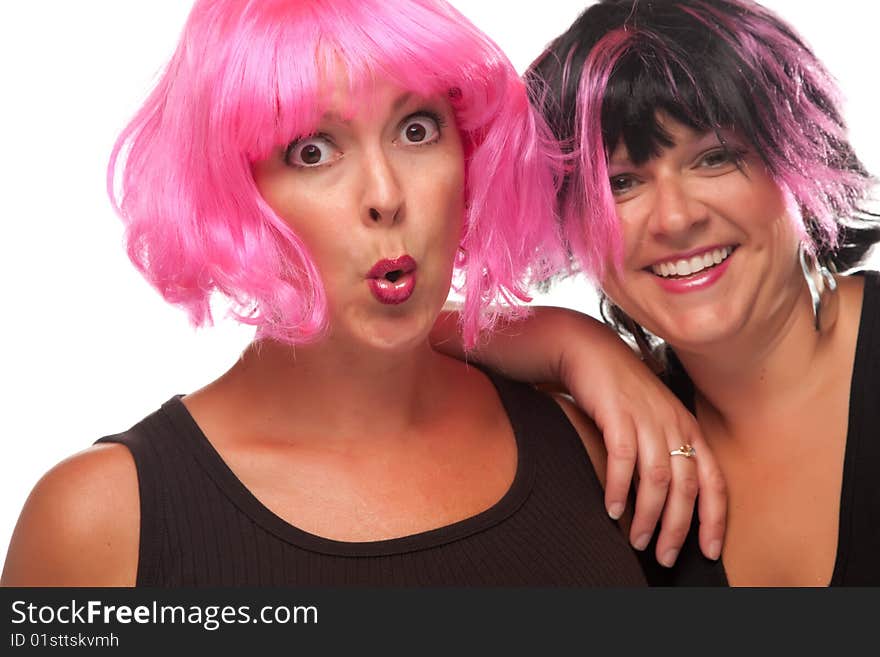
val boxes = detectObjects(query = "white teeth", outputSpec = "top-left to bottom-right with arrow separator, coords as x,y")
651,246 -> 733,278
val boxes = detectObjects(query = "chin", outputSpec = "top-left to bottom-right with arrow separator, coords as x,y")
363,329 -> 429,353
332,284 -> 449,354
348,309 -> 437,354
652,308 -> 747,353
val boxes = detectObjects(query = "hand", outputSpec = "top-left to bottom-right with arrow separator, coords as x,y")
560,329 -> 727,566
430,305 -> 727,565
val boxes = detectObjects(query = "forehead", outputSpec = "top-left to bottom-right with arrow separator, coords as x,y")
315,66 -> 446,122
608,114 -> 727,164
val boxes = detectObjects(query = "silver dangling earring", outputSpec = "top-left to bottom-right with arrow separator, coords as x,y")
798,242 -> 839,333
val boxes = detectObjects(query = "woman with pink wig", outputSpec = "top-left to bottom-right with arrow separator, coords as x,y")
0,0 -> 720,586
437,0 -> 880,585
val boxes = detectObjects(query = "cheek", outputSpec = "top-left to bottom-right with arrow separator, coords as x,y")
611,200 -> 648,265
433,129 -> 466,225
415,155 -> 466,242
600,269 -> 635,315
718,166 -> 789,233
601,254 -> 665,332
441,172 -> 466,239
433,161 -> 464,207
255,169 -> 350,254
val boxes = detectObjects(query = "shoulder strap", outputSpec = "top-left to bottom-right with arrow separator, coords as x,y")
95,406 -> 172,586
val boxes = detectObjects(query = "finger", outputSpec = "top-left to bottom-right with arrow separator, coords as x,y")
689,429 -> 727,561
601,417 -> 638,520
653,433 -> 699,567
627,428 -> 672,552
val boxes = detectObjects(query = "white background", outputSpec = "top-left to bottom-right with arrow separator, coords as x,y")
1,0 -> 878,570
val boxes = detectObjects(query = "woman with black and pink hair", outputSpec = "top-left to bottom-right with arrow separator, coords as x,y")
435,0 -> 879,585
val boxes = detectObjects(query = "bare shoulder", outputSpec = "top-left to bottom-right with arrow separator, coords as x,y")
1,443 -> 139,587
551,393 -> 609,489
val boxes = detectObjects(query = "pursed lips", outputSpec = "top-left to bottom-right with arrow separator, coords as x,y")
366,255 -> 417,280
366,255 -> 418,305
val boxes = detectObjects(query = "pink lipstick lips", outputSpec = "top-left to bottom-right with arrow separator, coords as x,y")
366,255 -> 417,305
650,246 -> 737,294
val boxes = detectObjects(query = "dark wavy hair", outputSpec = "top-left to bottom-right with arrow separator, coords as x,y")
525,0 -> 878,362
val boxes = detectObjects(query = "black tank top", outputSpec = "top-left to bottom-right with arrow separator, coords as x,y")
641,271 -> 880,586
97,370 -> 646,586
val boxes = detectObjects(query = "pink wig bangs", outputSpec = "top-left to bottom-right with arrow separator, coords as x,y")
108,0 -> 562,348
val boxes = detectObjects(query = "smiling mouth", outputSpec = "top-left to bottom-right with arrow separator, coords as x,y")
650,246 -> 737,278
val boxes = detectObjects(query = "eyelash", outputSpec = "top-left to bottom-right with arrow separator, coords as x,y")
608,173 -> 641,196
698,146 -> 746,168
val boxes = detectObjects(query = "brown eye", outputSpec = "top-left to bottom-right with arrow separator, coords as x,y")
300,144 -> 322,165
609,174 -> 639,196
284,135 -> 340,168
698,147 -> 745,170
406,123 -> 427,142
701,150 -> 731,167
399,114 -> 441,145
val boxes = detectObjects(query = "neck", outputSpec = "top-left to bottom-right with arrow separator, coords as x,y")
213,335 -> 451,443
674,280 -> 841,442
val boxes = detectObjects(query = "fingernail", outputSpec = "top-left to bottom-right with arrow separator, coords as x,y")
607,503 -> 624,520
632,534 -> 651,551
707,540 -> 722,561
660,549 -> 679,568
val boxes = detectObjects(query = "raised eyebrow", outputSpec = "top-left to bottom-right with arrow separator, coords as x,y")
317,92 -> 419,125
696,130 -> 732,148
607,146 -> 634,168
607,155 -> 636,171
317,110 -> 351,125
392,92 -> 416,114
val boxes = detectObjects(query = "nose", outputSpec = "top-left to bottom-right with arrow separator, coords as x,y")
361,147 -> 403,226
648,174 -> 708,238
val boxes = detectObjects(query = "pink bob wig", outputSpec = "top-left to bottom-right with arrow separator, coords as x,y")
109,0 -> 563,349
526,0 -> 877,282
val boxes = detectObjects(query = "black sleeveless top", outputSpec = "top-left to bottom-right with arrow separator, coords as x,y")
641,271 -> 880,586
97,370 -> 646,587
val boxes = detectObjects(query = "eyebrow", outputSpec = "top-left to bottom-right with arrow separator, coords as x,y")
608,130 -> 735,167
318,92 -> 417,125
391,91 -> 416,113
608,151 -> 634,167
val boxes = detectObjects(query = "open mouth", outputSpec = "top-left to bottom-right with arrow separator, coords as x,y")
367,255 -> 418,305
367,255 -> 417,279
650,246 -> 737,279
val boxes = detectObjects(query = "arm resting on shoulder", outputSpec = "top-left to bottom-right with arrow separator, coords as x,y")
430,306 -> 727,565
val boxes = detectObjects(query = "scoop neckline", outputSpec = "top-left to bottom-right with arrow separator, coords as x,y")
159,369 -> 536,557
670,271 -> 874,586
